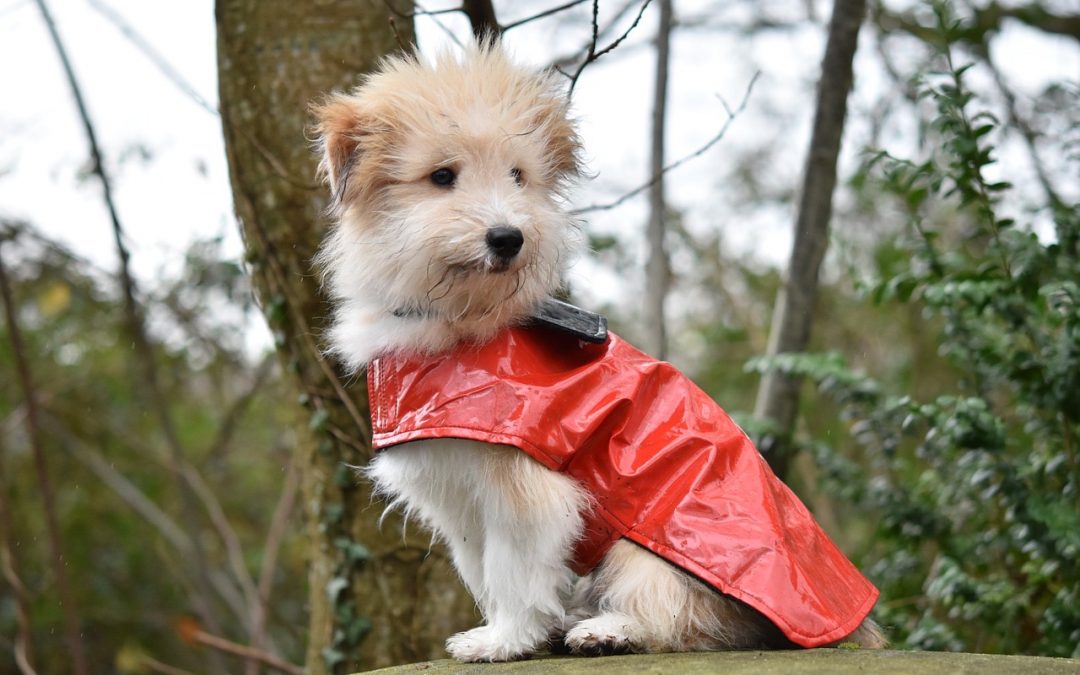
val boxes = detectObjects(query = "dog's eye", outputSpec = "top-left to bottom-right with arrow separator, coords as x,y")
510,167 -> 523,186
430,168 -> 456,187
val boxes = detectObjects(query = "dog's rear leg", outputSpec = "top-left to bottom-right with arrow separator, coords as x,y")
445,447 -> 586,662
565,540 -> 787,655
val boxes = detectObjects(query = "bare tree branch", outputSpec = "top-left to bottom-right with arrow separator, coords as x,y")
382,1 -> 466,48
504,0 -> 589,32
572,71 -> 760,214
412,2 -> 466,48
0,234 -> 85,669
674,14 -> 802,33
142,658 -> 198,675
549,0 -> 640,70
874,1 -> 1080,44
37,411 -> 254,627
205,354 -> 276,462
32,0 -> 228,653
971,37 -> 1066,210
55,423 -> 191,552
70,391 -> 281,641
87,0 -> 217,115
42,406 -> 255,629
246,459 -> 299,675
382,0 -> 461,22
180,460 -> 260,616
565,0 -> 653,97
385,0 -> 505,41
0,440 -> 37,675
191,628 -> 304,675
1,222 -> 280,655
0,236 -> 87,675
91,0 -> 317,191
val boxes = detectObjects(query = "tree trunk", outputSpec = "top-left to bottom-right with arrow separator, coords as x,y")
645,0 -> 673,360
753,0 -> 866,480
215,3 -> 476,672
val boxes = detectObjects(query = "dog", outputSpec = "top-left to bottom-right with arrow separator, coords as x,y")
313,44 -> 886,663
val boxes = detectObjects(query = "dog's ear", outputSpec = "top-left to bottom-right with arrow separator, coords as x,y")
537,97 -> 583,182
312,93 -> 368,206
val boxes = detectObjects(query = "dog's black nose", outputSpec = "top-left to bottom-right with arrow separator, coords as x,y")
486,226 -> 524,259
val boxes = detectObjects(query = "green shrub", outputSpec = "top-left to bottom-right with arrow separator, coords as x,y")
750,6 -> 1079,656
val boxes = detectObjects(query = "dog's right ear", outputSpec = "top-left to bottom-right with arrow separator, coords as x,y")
312,94 -> 367,207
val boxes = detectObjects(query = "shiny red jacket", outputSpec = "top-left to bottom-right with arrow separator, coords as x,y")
368,324 -> 879,647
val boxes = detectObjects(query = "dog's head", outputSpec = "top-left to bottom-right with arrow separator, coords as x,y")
314,45 -> 582,339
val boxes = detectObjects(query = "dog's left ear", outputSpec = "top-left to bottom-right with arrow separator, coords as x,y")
312,93 -> 367,206
537,97 -> 583,182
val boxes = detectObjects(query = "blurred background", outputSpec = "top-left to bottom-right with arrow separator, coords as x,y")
1,0 -> 1077,673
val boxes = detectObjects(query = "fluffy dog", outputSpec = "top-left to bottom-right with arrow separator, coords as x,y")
314,45 -> 885,662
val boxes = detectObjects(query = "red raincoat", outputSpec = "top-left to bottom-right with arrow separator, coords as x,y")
368,324 -> 879,647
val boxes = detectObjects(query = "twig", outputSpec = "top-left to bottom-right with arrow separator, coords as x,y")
141,656 -> 198,675
972,37 -> 1065,210
414,1 -> 466,49
88,0 -> 315,190
31,0 -> 229,653
245,459 -> 299,675
205,354 -> 276,461
382,0 -> 463,21
0,238 -> 85,675
51,420 -> 192,552
504,0 -> 589,31
383,0 -> 465,48
179,460 -> 260,625
566,0 -> 653,96
388,15 -> 411,52
0,440 -> 36,675
573,71 -> 761,214
86,0 -> 216,115
157,290 -> 247,368
42,404 -> 253,628
191,629 -> 304,675
549,0 -> 640,70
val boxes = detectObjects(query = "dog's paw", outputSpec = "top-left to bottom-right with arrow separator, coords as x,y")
546,628 -> 573,655
445,626 -> 534,663
564,613 -> 643,656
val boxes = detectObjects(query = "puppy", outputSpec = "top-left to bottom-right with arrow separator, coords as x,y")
314,44 -> 886,663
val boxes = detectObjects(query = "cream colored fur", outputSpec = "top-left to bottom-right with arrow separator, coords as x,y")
314,44 -> 885,662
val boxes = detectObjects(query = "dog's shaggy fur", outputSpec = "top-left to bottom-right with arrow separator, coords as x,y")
314,45 -> 885,662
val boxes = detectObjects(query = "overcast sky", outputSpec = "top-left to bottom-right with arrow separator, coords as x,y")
1,0 -> 1076,351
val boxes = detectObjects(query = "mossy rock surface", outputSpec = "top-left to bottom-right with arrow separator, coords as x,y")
361,649 -> 1080,674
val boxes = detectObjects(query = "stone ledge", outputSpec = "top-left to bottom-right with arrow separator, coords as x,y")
361,649 -> 1080,674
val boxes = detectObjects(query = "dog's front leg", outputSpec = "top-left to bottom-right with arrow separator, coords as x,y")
445,448 -> 586,662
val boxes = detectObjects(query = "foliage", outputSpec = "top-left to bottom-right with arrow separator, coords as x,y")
0,228 -> 306,674
749,6 -> 1079,656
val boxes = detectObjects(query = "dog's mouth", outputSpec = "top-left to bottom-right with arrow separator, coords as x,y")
486,257 -> 516,274
448,255 -> 523,276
